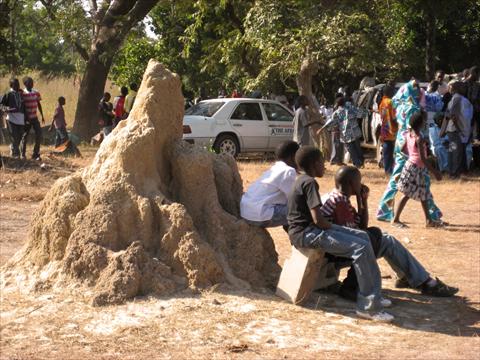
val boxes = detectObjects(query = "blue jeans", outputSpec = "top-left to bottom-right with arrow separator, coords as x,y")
382,140 -> 395,175
55,127 -> 68,147
330,132 -> 344,164
345,139 -> 364,167
245,204 -> 288,228
302,224 -> 382,312
429,125 -> 448,172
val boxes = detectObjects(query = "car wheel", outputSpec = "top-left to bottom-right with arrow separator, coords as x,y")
213,134 -> 239,157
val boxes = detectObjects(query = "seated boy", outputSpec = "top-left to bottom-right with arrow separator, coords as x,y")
240,141 -> 299,228
320,166 -> 458,300
287,146 -> 393,322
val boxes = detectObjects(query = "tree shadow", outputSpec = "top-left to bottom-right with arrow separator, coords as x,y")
302,288 -> 479,337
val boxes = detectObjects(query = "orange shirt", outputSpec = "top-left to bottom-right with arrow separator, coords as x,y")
378,96 -> 398,142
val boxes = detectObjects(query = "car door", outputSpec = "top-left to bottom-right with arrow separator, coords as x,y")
229,102 -> 269,151
262,102 -> 294,150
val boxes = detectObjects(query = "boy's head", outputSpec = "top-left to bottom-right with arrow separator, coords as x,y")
428,80 -> 439,93
435,70 -> 445,82
130,83 -> 138,91
335,166 -> 361,196
409,110 -> 425,132
335,96 -> 345,108
275,140 -> 300,169
470,66 -> 478,81
23,76 -> 33,90
9,78 -> 20,91
297,95 -> 309,108
58,96 -> 66,106
103,92 -> 111,101
295,146 -> 324,177
121,86 -> 129,96
383,84 -> 395,98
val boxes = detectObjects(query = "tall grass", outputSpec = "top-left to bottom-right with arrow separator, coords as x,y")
1,73 -> 116,128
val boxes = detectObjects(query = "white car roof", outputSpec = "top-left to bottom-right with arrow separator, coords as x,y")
199,98 -> 284,104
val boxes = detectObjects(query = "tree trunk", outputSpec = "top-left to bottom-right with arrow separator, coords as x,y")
296,58 -> 331,158
425,9 -> 436,80
72,52 -> 112,139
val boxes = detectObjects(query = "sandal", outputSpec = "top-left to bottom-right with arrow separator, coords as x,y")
421,278 -> 458,297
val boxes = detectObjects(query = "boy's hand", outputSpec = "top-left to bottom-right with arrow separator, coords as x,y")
361,184 -> 370,201
41,115 -> 45,124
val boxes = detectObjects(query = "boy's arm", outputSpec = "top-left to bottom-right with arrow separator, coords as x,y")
37,100 -> 45,123
356,185 -> 369,229
310,207 -> 332,230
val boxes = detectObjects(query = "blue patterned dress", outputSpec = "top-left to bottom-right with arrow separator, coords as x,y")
376,81 -> 443,221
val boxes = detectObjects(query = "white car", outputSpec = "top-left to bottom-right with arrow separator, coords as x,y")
183,98 -> 294,157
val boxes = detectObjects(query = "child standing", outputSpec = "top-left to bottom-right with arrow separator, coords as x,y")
50,97 -> 68,147
98,92 -> 115,136
393,111 -> 443,228
329,96 -> 364,168
112,86 -> 129,127
378,85 -> 398,175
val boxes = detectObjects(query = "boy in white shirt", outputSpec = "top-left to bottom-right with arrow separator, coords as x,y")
240,141 -> 299,228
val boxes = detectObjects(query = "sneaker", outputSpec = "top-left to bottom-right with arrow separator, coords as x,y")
395,277 -> 410,289
380,297 -> 392,308
421,277 -> 459,297
356,310 -> 394,323
32,155 -> 41,161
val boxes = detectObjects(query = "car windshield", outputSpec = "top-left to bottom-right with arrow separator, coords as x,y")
185,101 -> 224,117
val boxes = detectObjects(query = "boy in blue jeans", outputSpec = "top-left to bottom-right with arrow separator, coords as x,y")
320,166 -> 458,301
287,146 -> 392,322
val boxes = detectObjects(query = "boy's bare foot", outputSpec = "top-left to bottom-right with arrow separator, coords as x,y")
391,221 -> 408,229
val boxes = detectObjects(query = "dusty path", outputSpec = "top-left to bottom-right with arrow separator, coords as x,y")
1,154 -> 479,359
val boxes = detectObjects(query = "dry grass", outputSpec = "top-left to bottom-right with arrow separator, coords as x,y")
0,73 -> 117,128
0,153 -> 479,359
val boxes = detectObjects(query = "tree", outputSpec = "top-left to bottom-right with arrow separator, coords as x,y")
38,0 -> 160,139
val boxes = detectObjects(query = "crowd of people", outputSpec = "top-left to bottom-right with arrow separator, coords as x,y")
240,140 -> 458,323
0,78 -> 138,160
291,66 -> 479,181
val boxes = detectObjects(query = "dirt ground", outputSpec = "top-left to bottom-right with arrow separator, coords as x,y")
0,145 -> 479,359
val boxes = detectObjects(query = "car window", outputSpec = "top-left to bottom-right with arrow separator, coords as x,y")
230,103 -> 263,121
185,101 -> 224,117
263,103 -> 293,122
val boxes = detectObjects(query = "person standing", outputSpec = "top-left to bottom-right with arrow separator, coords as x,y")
292,95 -> 313,146
49,96 -> 68,146
377,80 -> 443,224
124,83 -> 138,115
464,66 -> 479,141
0,79 -> 25,158
329,96 -> 364,168
441,81 -> 473,178
328,93 -> 345,165
378,85 -> 398,175
98,92 -> 115,136
435,70 -> 449,96
21,77 -> 45,160
113,86 -> 129,127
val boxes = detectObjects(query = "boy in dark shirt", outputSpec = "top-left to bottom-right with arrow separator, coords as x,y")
287,146 -> 393,322
320,166 -> 458,301
98,92 -> 115,136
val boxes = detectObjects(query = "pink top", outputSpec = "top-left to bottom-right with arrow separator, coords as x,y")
405,132 -> 425,167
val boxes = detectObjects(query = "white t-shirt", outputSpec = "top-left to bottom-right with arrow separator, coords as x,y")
240,161 -> 297,222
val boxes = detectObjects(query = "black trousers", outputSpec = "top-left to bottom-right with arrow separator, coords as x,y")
340,227 -> 383,292
21,117 -> 42,158
7,121 -> 24,157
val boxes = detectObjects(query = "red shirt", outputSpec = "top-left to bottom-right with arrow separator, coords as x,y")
320,189 -> 361,228
22,89 -> 41,120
